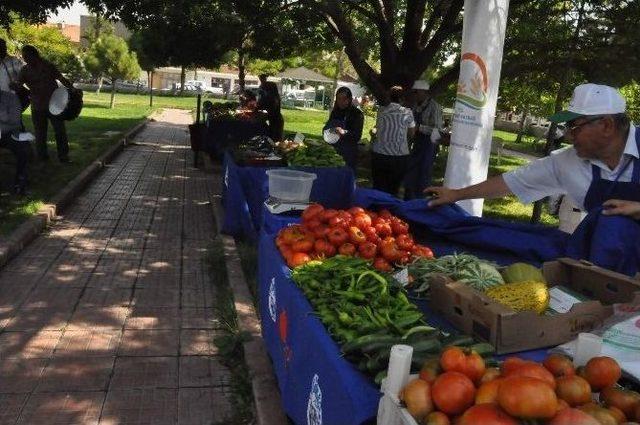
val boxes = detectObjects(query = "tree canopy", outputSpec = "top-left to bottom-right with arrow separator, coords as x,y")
0,1 -> 72,27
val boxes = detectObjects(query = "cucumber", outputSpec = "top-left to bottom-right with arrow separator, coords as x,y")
408,338 -> 441,354
341,332 -> 393,354
402,325 -> 438,341
469,342 -> 495,357
441,334 -> 475,348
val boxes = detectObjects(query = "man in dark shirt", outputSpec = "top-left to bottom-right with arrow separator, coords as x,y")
257,74 -> 284,141
15,45 -> 74,162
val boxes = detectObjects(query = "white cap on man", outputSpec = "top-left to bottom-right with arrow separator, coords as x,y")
549,83 -> 626,122
412,80 -> 430,91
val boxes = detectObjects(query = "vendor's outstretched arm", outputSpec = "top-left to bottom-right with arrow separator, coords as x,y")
425,176 -> 513,208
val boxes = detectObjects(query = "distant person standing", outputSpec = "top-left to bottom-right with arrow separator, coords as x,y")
371,86 -> 416,197
15,45 -> 75,163
404,80 -> 443,200
323,86 -> 364,171
258,74 -> 284,141
0,38 -> 29,194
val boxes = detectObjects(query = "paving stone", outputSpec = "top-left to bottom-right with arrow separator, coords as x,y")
21,287 -> 82,309
17,391 -> 104,425
135,270 -> 180,290
1,256 -> 53,274
54,330 -> 121,358
132,287 -> 180,308
177,387 -> 233,425
118,330 -> 179,356
100,389 -> 177,425
36,357 -> 114,392
178,356 -> 231,388
124,307 -> 179,330
180,330 -> 220,356
0,358 -> 48,393
67,307 -> 130,330
78,288 -> 131,308
4,307 -> 72,331
0,394 -> 29,424
0,330 -> 63,359
181,286 -> 215,309
0,280 -> 36,308
180,308 -> 220,329
86,259 -> 140,289
110,357 -> 178,389
38,269 -> 92,288
19,236 -> 69,258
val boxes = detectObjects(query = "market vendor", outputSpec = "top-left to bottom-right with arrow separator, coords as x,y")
323,86 -> 364,171
404,80 -> 444,200
426,83 -> 639,215
426,83 -> 640,273
258,74 -> 284,142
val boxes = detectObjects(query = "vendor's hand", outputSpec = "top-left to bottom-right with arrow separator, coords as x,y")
602,199 -> 640,220
424,186 -> 459,208
335,127 -> 346,135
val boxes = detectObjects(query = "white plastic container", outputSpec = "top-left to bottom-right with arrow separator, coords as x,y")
266,169 -> 317,202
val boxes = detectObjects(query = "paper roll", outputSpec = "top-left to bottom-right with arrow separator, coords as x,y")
385,344 -> 413,397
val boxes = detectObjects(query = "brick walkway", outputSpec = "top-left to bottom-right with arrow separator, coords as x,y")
0,110 -> 234,424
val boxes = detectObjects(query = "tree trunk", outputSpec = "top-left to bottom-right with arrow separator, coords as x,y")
515,108 -> 529,144
148,70 -> 154,108
194,68 -> 198,80
238,49 -> 246,91
110,79 -> 116,108
96,76 -> 103,94
180,66 -> 186,95
330,49 -> 344,106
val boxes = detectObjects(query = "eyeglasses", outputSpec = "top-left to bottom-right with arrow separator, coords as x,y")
565,116 -> 604,135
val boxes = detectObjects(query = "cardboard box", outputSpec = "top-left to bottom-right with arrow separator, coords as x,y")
429,258 -> 640,354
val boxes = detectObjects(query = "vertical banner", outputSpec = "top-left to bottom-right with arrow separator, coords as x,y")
443,0 -> 510,216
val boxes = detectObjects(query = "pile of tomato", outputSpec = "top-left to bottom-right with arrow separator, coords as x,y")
275,204 -> 434,270
401,347 -> 639,425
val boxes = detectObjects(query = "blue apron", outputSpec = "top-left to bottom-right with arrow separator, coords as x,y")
403,105 -> 437,200
567,127 -> 640,276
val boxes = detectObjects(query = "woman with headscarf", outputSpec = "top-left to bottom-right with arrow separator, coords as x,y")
323,87 -> 364,171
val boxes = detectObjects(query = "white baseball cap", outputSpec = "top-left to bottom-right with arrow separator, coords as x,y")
412,80 -> 430,91
549,83 -> 626,122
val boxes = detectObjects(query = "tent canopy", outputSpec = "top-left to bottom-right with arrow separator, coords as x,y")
276,67 -> 333,84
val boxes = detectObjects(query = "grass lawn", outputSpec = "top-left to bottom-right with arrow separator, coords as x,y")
0,92 -> 199,236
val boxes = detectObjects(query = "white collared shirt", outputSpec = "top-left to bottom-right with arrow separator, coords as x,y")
0,56 -> 24,92
503,124 -> 639,210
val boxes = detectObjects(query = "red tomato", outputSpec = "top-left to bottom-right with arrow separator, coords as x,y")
321,209 -> 339,223
380,242 -> 402,262
396,234 -> 415,251
358,242 -> 377,259
292,238 -> 314,253
338,211 -> 353,225
288,252 -> 311,268
391,220 -> 409,235
302,204 -> 324,221
328,216 -> 346,228
353,213 -> 372,229
312,225 -> 329,239
304,218 -> 322,231
348,206 -> 365,215
412,244 -> 434,259
348,226 -> 367,245
327,227 -> 349,247
314,239 -> 336,257
373,257 -> 393,272
338,243 -> 356,256
375,222 -> 393,238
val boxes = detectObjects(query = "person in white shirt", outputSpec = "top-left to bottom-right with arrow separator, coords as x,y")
371,86 -> 416,197
426,83 -> 640,222
404,80 -> 444,200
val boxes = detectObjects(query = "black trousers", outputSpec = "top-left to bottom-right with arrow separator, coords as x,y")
267,112 -> 284,142
31,109 -> 69,160
371,152 -> 409,197
0,133 -> 29,187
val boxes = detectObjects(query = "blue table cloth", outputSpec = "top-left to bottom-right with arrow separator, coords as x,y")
259,190 -> 562,424
221,152 -> 356,240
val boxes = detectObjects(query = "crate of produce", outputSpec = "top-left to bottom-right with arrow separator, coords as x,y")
429,258 -> 640,354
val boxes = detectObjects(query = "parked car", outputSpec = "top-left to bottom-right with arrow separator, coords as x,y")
175,80 -> 224,95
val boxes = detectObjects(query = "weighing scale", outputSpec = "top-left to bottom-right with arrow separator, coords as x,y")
264,197 -> 310,214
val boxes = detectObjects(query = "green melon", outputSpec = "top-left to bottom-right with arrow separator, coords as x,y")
501,262 -> 547,284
